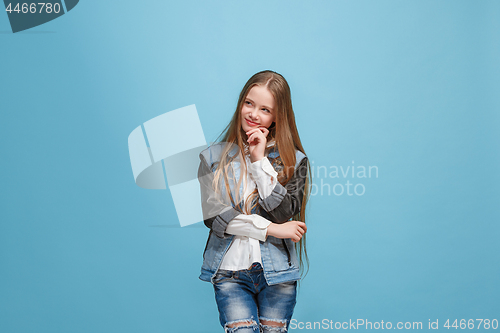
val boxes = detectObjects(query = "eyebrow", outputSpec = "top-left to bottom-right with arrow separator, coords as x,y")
245,97 -> 274,111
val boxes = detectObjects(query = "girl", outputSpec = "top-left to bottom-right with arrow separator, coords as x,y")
198,70 -> 312,333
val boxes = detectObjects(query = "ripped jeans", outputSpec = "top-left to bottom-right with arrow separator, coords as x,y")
213,262 -> 297,333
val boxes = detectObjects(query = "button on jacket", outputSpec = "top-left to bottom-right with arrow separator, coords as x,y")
197,141 -> 309,285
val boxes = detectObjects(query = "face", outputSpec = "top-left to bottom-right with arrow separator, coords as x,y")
240,85 -> 276,135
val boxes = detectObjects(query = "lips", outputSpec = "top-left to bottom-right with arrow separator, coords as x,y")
245,119 -> 259,126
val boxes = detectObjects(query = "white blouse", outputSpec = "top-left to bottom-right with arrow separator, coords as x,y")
219,143 -> 278,271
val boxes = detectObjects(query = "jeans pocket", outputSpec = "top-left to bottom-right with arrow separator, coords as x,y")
280,280 -> 297,286
214,270 -> 234,284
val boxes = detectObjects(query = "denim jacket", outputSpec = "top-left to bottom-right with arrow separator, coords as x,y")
197,142 -> 308,285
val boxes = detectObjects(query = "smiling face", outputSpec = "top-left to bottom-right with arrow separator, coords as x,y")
240,85 -> 276,136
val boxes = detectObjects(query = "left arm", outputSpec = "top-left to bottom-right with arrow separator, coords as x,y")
257,157 -> 309,223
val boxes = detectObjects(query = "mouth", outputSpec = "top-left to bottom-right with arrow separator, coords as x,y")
245,119 -> 260,126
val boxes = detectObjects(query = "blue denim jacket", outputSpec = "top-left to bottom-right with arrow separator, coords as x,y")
197,142 -> 308,285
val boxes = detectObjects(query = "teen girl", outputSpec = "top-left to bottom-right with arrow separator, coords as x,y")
197,70 -> 311,333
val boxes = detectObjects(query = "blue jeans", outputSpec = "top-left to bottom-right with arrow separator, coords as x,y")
213,262 -> 297,333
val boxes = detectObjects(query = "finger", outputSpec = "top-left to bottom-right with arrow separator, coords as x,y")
259,127 -> 269,136
249,131 -> 264,142
248,134 -> 262,145
246,128 -> 261,136
247,133 -> 258,143
248,127 -> 265,137
250,133 -> 265,144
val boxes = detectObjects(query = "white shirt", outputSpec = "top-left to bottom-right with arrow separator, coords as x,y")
219,142 -> 278,271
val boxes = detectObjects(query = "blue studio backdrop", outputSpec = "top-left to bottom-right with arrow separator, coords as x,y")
1,1 -> 499,332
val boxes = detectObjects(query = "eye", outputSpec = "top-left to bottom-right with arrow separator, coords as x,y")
245,101 -> 251,105
262,108 -> 270,113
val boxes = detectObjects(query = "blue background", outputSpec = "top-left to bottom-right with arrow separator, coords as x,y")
1,0 -> 499,332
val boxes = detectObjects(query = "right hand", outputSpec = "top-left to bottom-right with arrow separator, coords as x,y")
267,221 -> 307,243
246,127 -> 270,163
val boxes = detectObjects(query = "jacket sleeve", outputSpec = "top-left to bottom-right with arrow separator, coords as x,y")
198,153 -> 241,239
258,157 -> 309,223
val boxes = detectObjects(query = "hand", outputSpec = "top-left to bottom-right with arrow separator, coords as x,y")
266,221 -> 307,243
246,127 -> 270,163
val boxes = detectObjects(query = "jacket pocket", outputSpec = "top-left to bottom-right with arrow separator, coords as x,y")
267,236 -> 291,272
282,239 -> 292,267
202,230 -> 212,260
284,238 -> 299,268
201,231 -> 221,271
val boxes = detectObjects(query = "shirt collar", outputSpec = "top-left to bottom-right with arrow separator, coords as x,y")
243,138 -> 276,155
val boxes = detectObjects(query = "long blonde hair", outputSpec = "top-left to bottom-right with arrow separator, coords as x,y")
212,70 -> 312,280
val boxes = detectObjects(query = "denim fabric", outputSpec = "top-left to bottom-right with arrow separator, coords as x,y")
213,262 -> 297,333
198,142 -> 308,286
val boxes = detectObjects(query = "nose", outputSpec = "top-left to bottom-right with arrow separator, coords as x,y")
249,108 -> 259,121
